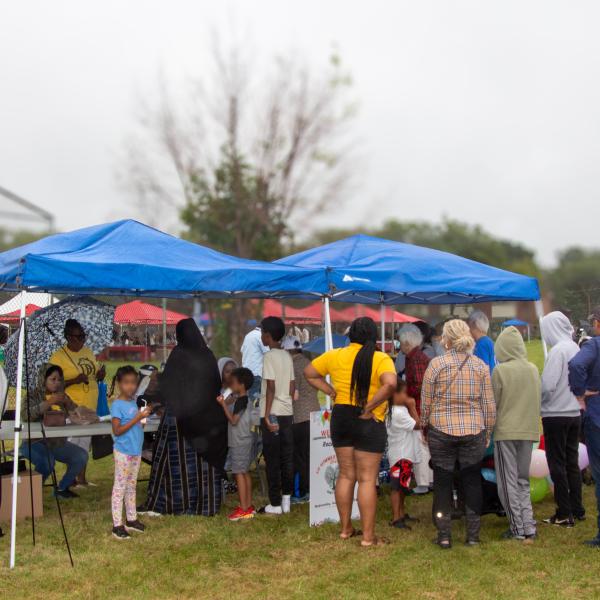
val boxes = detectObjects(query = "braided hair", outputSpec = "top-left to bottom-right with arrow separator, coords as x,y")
349,317 -> 378,408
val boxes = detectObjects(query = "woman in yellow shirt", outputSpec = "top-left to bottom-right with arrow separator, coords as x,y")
304,317 -> 396,547
49,319 -> 106,486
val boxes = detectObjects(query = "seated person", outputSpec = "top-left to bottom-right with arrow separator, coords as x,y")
20,364 -> 89,499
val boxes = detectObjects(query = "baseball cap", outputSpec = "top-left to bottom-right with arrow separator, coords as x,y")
282,336 -> 302,351
588,307 -> 600,323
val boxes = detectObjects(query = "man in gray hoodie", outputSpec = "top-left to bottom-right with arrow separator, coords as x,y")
540,311 -> 585,527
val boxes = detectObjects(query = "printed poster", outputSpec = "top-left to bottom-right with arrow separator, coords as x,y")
309,409 -> 359,526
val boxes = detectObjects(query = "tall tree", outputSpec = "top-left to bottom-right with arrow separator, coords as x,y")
548,247 -> 600,321
121,40 -> 356,356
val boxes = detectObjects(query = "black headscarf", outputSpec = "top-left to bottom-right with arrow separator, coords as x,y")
158,319 -> 226,469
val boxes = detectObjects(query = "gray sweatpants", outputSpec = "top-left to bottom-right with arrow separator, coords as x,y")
494,440 -> 536,537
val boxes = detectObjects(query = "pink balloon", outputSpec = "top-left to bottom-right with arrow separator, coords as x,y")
578,443 -> 589,471
529,449 -> 550,478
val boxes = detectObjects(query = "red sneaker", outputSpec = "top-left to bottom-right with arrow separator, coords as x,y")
228,506 -> 245,522
237,507 -> 255,520
248,505 -> 257,515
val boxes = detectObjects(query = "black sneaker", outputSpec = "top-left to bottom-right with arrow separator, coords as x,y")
54,488 -> 79,500
574,514 -> 586,522
112,526 -> 131,540
542,515 -> 574,528
404,514 -> 420,523
125,519 -> 146,533
465,539 -> 480,547
390,519 -> 411,530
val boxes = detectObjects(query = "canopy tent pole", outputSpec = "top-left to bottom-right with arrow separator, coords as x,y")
9,291 -> 26,569
323,298 -> 333,410
161,298 -> 167,362
535,300 -> 548,360
380,301 -> 385,352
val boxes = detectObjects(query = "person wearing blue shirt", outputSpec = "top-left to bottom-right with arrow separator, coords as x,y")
569,306 -> 600,548
241,327 -> 268,400
110,366 -> 152,540
468,310 -> 497,373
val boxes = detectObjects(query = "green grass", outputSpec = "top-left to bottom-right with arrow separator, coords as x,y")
3,345 -> 600,599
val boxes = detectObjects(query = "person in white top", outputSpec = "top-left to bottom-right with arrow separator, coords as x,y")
258,317 -> 295,516
386,379 -> 421,530
241,326 -> 268,400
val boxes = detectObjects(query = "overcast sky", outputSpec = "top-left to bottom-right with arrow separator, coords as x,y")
1,1 -> 598,265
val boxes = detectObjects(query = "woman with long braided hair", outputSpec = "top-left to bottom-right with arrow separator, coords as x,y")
304,317 -> 397,546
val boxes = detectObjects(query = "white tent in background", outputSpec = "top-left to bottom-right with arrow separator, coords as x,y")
0,292 -> 53,314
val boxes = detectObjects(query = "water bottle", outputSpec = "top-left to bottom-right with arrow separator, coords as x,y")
268,414 -> 279,436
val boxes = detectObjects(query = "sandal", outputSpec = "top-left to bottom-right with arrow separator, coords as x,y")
361,536 -> 390,547
339,528 -> 362,540
433,537 -> 452,550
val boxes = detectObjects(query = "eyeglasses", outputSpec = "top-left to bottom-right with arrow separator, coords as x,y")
68,333 -> 87,341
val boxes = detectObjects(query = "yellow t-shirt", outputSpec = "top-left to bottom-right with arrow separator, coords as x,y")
49,345 -> 100,410
311,343 -> 396,422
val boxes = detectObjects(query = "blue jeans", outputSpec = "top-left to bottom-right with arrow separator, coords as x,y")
583,417 -> 600,536
20,441 -> 89,491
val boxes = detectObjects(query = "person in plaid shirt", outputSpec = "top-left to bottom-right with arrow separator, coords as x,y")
421,319 -> 496,549
398,323 -> 432,494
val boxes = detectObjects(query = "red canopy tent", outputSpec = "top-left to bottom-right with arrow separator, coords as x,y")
330,304 -> 419,324
259,299 -> 323,323
114,300 -> 188,325
0,304 -> 41,324
257,299 -> 418,324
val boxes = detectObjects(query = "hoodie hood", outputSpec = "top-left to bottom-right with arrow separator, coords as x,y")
495,326 -> 527,362
541,311 -> 574,347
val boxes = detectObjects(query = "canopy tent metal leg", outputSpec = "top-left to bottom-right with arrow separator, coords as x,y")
9,292 -> 26,569
535,300 -> 548,360
323,298 -> 334,410
161,298 -> 167,362
380,302 -> 385,351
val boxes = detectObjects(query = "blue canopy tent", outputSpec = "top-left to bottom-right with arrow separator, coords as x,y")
276,234 -> 543,352
0,220 -> 329,298
502,318 -> 531,342
0,219 -> 333,568
303,334 -> 349,355
502,318 -> 529,327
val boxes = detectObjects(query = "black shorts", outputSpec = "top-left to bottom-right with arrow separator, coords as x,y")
330,404 -> 387,454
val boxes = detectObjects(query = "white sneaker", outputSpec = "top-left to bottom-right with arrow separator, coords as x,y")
413,486 -> 430,495
262,504 -> 283,515
281,495 -> 291,514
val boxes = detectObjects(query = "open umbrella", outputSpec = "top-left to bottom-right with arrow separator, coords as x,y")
4,296 -> 115,391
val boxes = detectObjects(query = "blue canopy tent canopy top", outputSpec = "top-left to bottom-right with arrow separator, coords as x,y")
275,233 -> 543,354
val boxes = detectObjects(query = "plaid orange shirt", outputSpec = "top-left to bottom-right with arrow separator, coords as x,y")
420,350 -> 496,439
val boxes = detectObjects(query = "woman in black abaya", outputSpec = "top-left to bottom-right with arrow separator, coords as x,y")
140,319 -> 226,516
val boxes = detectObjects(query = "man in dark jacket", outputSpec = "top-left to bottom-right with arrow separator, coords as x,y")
569,306 -> 600,547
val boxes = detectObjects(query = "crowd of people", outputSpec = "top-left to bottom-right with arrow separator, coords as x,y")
11,306 -> 600,549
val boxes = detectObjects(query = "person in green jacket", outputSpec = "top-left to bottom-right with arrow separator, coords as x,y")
492,326 -> 541,542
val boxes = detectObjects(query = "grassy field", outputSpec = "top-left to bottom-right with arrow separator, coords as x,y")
2,342 -> 599,599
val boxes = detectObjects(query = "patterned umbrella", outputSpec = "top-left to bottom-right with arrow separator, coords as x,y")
4,296 -> 115,390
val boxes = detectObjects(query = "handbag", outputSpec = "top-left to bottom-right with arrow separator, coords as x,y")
91,435 -> 113,460
68,405 -> 100,426
43,409 -> 67,428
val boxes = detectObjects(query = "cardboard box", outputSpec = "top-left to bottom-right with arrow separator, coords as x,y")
0,471 -> 43,522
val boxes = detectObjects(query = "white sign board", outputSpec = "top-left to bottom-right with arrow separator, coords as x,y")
309,409 -> 359,526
